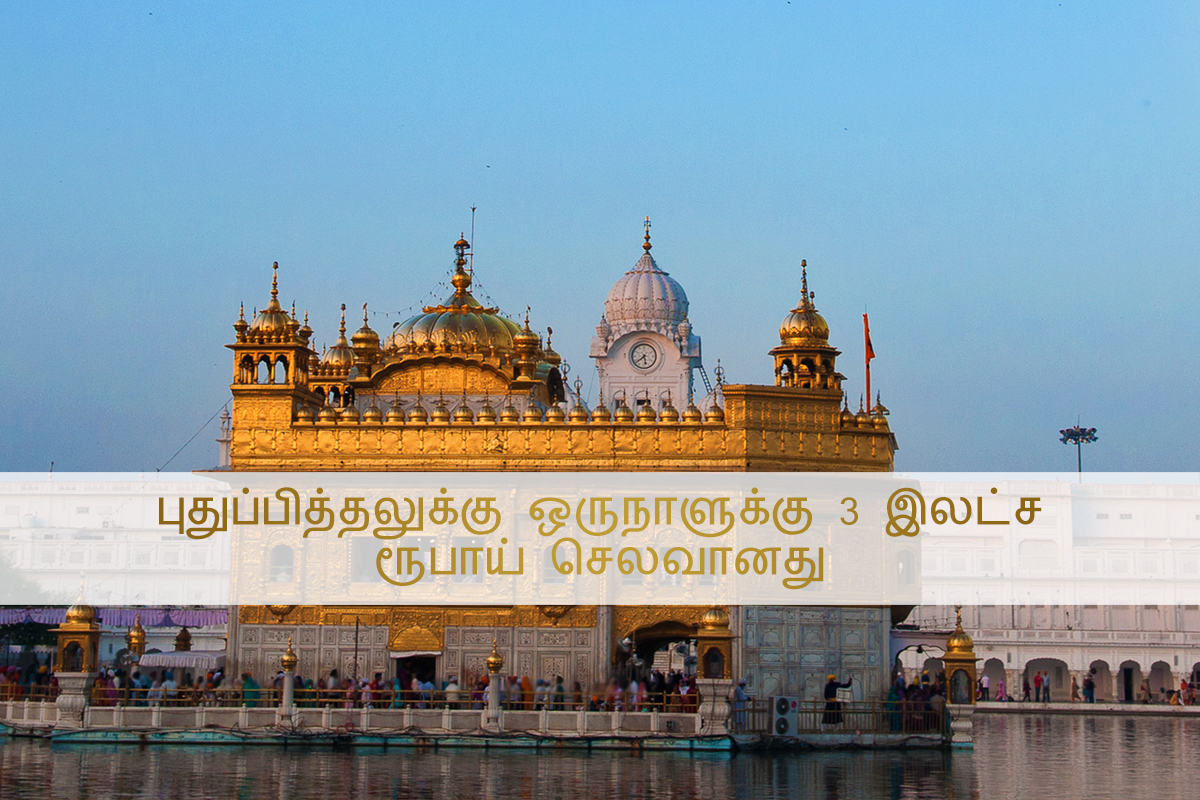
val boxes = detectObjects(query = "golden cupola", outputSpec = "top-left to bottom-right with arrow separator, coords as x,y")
778,260 -> 830,345
768,260 -> 844,392
351,303 -> 382,375
249,263 -> 294,334
322,305 -> 355,370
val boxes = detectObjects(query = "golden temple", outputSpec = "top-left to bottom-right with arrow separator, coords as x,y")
222,227 -> 898,701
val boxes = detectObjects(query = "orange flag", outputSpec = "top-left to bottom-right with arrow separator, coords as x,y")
864,314 -> 876,362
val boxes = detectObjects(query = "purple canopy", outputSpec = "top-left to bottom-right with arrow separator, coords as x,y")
0,607 -> 228,628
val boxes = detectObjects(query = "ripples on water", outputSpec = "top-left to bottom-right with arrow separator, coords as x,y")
2,715 -> 1198,799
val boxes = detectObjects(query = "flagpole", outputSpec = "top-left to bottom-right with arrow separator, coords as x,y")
863,313 -> 872,409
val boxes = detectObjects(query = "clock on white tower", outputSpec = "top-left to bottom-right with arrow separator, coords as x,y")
630,342 -> 658,371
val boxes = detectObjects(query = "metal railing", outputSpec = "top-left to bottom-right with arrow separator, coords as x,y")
80,686 -> 706,712
0,684 -> 58,703
739,698 -> 948,736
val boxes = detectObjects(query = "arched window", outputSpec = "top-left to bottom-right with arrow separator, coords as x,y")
274,356 -> 289,384
239,355 -> 255,384
257,358 -> 271,384
270,545 -> 294,583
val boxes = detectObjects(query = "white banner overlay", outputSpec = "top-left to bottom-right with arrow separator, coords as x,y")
0,473 -> 1197,607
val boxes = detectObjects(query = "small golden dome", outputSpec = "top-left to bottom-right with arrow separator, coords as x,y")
635,403 -> 657,423
522,404 -> 544,423
700,606 -> 730,630
339,405 -> 361,422
591,403 -> 612,423
452,400 -> 475,424
455,236 -> 471,250
250,263 -> 294,334
778,261 -> 830,345
614,400 -> 634,423
323,305 -> 354,368
317,405 -> 339,422
125,614 -> 146,651
409,400 -> 429,424
660,399 -> 680,423
478,399 -> 498,423
385,403 -> 406,423
430,398 -> 451,423
855,401 -> 870,426
174,626 -> 192,652
352,305 -> 380,350
500,399 -> 521,423
704,404 -> 725,423
296,405 -> 316,422
363,404 -> 383,423
298,310 -> 313,341
568,402 -> 590,424
65,602 -> 96,625
946,606 -> 975,654
682,401 -> 703,423
545,403 -> 566,423
840,401 -> 856,427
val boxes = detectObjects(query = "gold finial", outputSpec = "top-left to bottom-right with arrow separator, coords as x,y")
281,635 -> 298,672
799,259 -> 814,309
239,302 -> 245,321
524,306 -> 531,329
271,262 -> 279,300
291,301 -> 296,319
859,395 -> 865,413
955,604 -> 963,628
486,637 -> 504,673
303,310 -> 309,325
363,302 -> 369,325
546,326 -> 553,348
339,304 -> 347,336
715,359 -> 724,386
643,216 -> 652,252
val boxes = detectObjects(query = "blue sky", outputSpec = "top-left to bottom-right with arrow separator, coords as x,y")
2,2 -> 1197,472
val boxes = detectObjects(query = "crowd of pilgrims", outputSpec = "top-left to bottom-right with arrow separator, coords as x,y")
884,671 -> 949,732
60,665 -> 705,711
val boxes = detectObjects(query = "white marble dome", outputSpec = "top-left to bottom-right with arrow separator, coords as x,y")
603,251 -> 689,336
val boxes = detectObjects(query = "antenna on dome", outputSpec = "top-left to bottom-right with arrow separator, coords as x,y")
469,205 -> 477,276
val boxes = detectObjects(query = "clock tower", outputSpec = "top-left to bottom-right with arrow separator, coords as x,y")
590,219 -> 702,411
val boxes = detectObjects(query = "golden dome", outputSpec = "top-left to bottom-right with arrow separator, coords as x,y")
500,398 -> 521,423
322,306 -> 355,368
478,399 -> 498,423
430,397 -> 451,424
568,402 -> 590,424
340,405 -> 361,422
65,601 -> 96,625
840,399 -> 856,427
545,403 -> 566,423
174,626 -> 192,651
682,401 -> 703,424
660,396 -> 680,423
409,400 -> 429,424
778,261 -> 830,345
700,606 -> 730,630
363,404 -> 383,423
591,403 -> 612,423
385,239 -> 526,356
296,405 -> 316,423
385,403 -> 406,423
317,405 -> 339,422
704,404 -> 725,423
452,400 -> 475,424
250,263 -> 295,334
522,404 -> 544,423
947,606 -> 975,654
352,305 -> 380,350
125,614 -> 146,652
614,399 -> 634,423
635,403 -> 657,423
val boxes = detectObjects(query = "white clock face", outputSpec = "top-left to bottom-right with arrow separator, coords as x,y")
630,343 -> 658,370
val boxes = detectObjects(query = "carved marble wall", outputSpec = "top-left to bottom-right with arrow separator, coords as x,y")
735,606 -> 890,702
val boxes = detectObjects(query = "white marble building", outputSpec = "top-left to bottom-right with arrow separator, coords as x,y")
590,220 -> 703,411
897,479 -> 1200,701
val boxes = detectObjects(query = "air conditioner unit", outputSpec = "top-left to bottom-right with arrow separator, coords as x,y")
772,695 -> 799,736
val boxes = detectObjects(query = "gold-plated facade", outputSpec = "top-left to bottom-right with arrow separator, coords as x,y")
224,235 -> 898,686
53,602 -> 101,674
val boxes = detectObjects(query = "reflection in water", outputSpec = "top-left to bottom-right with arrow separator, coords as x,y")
1,716 -> 1197,799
